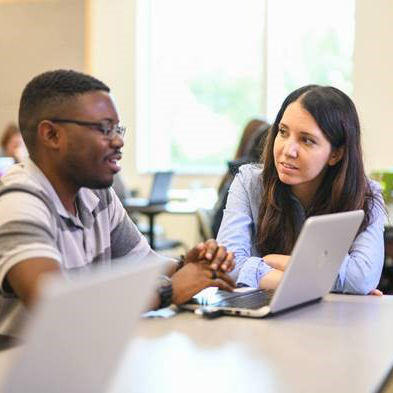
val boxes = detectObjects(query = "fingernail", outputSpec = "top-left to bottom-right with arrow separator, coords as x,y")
211,263 -> 217,270
206,253 -> 212,259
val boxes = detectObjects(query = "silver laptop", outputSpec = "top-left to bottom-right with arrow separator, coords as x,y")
124,171 -> 174,207
183,210 -> 364,318
2,256 -> 166,393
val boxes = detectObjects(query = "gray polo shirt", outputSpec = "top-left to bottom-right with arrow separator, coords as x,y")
0,158 -> 159,335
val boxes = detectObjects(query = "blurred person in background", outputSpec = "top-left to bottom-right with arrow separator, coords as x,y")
1,122 -> 28,162
211,118 -> 270,237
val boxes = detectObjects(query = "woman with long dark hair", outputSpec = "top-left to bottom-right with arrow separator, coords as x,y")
217,85 -> 385,294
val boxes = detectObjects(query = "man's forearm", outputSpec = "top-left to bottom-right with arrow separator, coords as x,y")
6,258 -> 60,308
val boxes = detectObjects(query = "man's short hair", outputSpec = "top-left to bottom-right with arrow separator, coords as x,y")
19,69 -> 110,150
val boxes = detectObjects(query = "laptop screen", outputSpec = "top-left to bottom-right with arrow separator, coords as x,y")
0,157 -> 15,178
149,171 -> 173,204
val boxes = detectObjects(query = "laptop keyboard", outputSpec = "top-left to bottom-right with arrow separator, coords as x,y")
215,290 -> 274,309
189,288 -> 274,310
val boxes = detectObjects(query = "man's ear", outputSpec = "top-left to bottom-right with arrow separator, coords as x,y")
328,146 -> 344,166
37,120 -> 62,149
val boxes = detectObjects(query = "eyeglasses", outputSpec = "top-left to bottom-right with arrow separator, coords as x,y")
49,118 -> 126,138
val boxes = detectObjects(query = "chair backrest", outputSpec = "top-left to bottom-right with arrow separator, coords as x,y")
196,208 -> 213,241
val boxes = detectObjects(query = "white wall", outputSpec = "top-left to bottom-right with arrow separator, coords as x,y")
353,0 -> 393,172
0,0 -> 85,133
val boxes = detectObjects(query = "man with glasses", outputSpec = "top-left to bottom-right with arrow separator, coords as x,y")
0,70 -> 234,332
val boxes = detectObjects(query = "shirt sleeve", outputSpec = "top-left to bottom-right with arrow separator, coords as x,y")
106,188 -> 142,258
216,169 -> 272,282
236,257 -> 271,288
108,189 -> 172,266
332,186 -> 385,294
0,191 -> 61,295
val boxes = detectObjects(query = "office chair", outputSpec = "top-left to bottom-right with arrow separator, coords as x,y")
120,172 -> 186,253
196,208 -> 213,241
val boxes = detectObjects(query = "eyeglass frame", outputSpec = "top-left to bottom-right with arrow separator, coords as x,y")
48,118 -> 126,138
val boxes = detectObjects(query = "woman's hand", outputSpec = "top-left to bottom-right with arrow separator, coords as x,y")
368,289 -> 383,296
263,254 -> 290,271
184,239 -> 235,273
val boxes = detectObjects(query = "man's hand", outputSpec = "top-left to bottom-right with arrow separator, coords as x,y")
263,254 -> 290,271
171,261 -> 235,305
184,239 -> 235,273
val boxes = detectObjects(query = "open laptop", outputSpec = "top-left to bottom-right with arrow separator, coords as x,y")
124,171 -> 174,207
1,256 -> 166,393
377,362 -> 393,393
182,210 -> 364,318
0,157 -> 15,178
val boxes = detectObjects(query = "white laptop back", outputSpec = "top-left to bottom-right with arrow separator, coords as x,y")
269,210 -> 364,314
2,256 -> 165,393
189,210 -> 364,318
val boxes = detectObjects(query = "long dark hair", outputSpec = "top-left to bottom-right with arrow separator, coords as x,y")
256,85 -> 376,256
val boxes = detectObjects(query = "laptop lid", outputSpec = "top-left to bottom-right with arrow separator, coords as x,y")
188,210 -> 364,318
122,171 -> 174,208
269,210 -> 364,314
149,171 -> 173,205
2,255 -> 166,393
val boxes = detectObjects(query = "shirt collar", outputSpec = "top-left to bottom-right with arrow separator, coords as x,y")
24,157 -> 100,218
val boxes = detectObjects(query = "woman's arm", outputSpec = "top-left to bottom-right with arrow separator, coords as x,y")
263,254 -> 290,271
216,166 -> 273,286
333,191 -> 385,294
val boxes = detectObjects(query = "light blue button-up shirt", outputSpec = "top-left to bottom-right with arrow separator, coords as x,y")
217,164 -> 385,294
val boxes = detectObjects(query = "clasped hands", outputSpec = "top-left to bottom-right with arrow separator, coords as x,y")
171,239 -> 235,305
